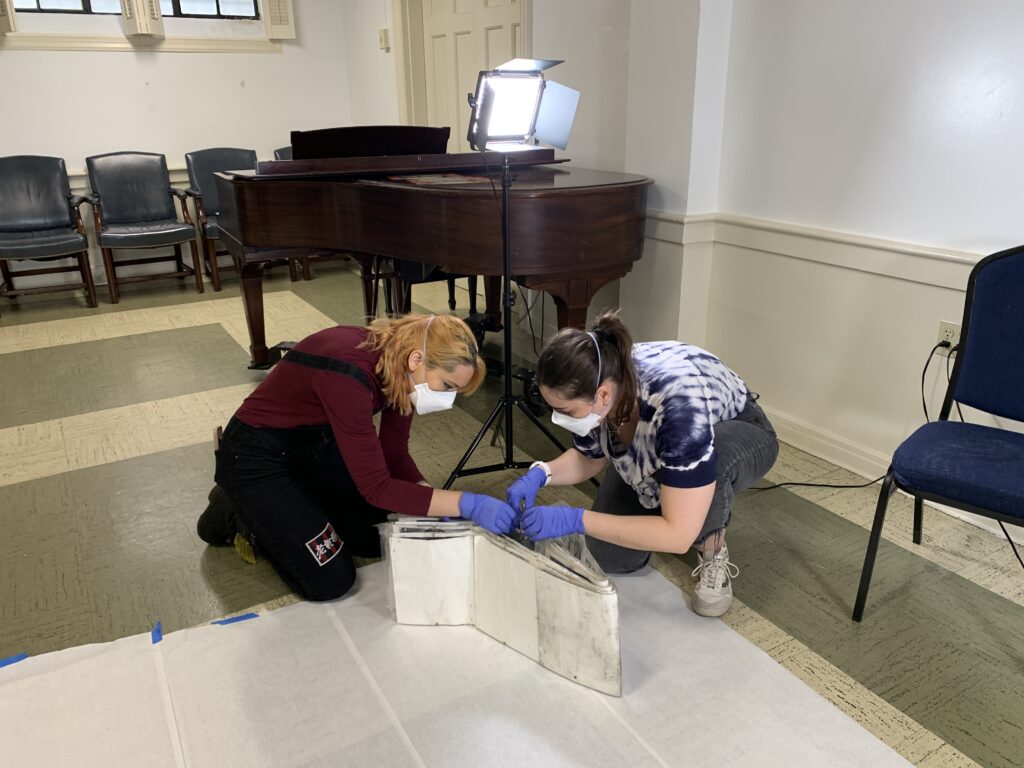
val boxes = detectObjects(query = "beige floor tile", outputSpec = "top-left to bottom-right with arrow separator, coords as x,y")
0,419 -> 70,485
1,384 -> 259,487
763,441 -> 840,485
957,547 -> 1024,609
62,415 -> 161,471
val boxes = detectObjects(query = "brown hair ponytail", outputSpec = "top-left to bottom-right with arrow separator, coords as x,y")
536,309 -> 638,427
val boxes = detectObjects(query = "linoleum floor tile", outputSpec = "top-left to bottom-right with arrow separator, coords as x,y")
917,743 -> 986,768
762,440 -> 839,484
0,605 -> 99,659
770,640 -> 961,765
781,467 -> 1011,581
0,419 -> 70,486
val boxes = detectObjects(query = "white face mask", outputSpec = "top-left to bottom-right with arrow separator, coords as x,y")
551,407 -> 603,437
409,317 -> 457,415
550,330 -> 606,437
409,377 -> 457,415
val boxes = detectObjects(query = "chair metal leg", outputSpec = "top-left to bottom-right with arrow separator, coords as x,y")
187,240 -> 204,293
913,497 -> 923,545
77,251 -> 98,308
447,277 -> 457,311
203,236 -> 222,292
101,247 -> 119,304
853,467 -> 896,622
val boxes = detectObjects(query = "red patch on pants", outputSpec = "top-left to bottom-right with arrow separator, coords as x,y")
305,523 -> 343,566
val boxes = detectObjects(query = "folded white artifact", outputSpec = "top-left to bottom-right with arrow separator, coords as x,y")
380,518 -> 621,696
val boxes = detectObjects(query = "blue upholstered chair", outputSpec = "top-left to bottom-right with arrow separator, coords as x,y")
0,155 -> 98,308
852,244 -> 1024,621
85,151 -> 203,303
272,146 -> 292,161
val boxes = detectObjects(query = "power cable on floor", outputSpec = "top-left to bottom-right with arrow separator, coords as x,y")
748,476 -> 884,492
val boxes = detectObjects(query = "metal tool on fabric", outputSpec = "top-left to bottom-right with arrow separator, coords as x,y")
380,516 -> 621,696
513,499 -> 535,551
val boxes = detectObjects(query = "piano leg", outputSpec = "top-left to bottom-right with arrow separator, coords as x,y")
351,254 -> 376,320
238,260 -> 271,369
525,276 -> 619,330
554,299 -> 589,330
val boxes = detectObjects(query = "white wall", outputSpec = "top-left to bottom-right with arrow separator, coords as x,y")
531,0 -> 631,173
341,0 -> 401,125
617,0 -> 700,341
521,0 -> 635,331
0,1 -> 361,171
718,0 -> 1024,254
700,0 -> 1024,501
623,0 -> 699,213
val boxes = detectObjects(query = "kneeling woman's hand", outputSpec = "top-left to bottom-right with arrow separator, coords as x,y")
458,492 -> 517,534
522,505 -> 585,541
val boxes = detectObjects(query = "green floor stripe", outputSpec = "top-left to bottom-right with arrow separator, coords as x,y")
0,443 -> 291,658
0,324 -> 260,429
728,488 -> 1024,768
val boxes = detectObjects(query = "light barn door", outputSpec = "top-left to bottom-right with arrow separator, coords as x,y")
422,0 -> 529,152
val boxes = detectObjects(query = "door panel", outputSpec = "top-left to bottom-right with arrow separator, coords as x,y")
421,0 -> 528,152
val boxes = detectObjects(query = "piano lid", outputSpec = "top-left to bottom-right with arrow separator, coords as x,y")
251,147 -> 562,180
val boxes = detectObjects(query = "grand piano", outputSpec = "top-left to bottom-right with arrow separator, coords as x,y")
215,147 -> 652,368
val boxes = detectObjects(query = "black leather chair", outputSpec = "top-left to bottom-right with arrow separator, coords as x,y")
185,147 -> 305,291
0,155 -> 98,308
85,151 -> 203,303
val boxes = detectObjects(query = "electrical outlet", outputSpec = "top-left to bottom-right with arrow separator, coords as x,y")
936,320 -> 960,357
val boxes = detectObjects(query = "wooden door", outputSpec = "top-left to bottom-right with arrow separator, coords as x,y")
421,0 -> 529,152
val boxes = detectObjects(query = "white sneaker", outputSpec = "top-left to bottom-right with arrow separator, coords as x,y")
691,546 -> 739,617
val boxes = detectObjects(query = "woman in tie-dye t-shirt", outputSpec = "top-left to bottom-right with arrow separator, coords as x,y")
505,309 -> 778,618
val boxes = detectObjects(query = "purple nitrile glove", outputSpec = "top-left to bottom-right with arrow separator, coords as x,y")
506,466 -> 547,520
458,492 -> 517,535
522,505 -> 585,541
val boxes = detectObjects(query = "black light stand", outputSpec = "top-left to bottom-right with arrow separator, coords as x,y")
443,153 -> 569,489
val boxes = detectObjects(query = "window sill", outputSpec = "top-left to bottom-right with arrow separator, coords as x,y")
0,31 -> 281,53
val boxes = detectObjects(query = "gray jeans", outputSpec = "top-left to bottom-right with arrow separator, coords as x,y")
586,396 -> 779,574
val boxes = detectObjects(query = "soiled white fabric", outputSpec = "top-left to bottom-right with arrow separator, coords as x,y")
0,564 -> 911,768
382,521 -> 621,695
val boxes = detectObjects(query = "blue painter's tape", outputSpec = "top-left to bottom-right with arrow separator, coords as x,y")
151,621 -> 163,644
0,653 -> 28,669
211,612 -> 259,626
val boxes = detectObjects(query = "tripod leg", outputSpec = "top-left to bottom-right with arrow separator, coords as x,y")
444,398 -> 507,489
515,398 -> 566,454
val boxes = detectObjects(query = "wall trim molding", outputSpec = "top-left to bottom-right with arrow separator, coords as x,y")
644,209 -> 982,290
0,32 -> 280,53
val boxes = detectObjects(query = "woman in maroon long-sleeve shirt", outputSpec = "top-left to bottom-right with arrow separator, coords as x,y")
198,314 -> 517,600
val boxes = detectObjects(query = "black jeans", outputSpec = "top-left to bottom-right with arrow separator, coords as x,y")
586,396 -> 779,573
214,417 -> 388,601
